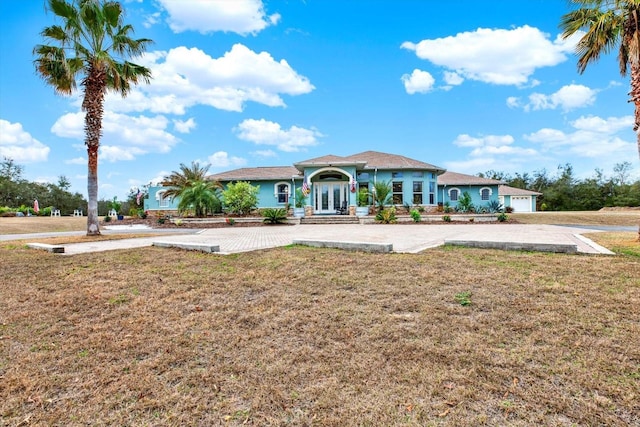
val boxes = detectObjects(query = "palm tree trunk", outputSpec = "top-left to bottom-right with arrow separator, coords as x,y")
83,64 -> 106,236
632,64 -> 640,241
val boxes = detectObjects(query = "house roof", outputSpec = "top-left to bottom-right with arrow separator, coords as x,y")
294,150 -> 445,172
438,171 -> 504,186
498,185 -> 542,196
209,166 -> 301,182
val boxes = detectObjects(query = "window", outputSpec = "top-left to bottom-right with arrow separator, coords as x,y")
429,181 -> 435,205
392,172 -> 403,178
359,182 -> 369,192
156,190 -> 170,207
412,171 -> 424,178
480,187 -> 491,201
449,188 -> 459,202
392,181 -> 403,204
274,182 -> 290,204
413,181 -> 423,204
357,172 -> 370,181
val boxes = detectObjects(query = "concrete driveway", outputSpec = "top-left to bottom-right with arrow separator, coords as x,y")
42,223 -> 614,255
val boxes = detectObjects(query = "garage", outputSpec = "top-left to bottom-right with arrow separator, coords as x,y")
511,196 -> 532,212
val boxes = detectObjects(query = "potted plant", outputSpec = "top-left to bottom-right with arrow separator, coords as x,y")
293,187 -> 306,218
355,187 -> 370,217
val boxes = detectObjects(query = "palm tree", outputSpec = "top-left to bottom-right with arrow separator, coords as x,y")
561,0 -> 640,240
177,180 -> 221,218
372,180 -> 392,211
560,0 -> 640,156
34,0 -> 152,235
161,162 -> 214,199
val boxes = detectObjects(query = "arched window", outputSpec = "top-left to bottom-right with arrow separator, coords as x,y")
274,182 -> 290,204
155,189 -> 170,207
448,188 -> 460,202
480,187 -> 492,201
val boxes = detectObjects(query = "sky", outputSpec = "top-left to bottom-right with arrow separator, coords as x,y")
1,0 -> 639,201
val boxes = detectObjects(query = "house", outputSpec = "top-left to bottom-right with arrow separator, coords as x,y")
145,151 -> 540,215
498,185 -> 541,213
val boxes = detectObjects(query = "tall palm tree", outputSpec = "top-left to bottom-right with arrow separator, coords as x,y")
34,0 -> 152,235
560,0 -> 640,240
560,0 -> 640,156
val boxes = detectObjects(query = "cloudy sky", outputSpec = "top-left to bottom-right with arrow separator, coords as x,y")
0,0 -> 638,200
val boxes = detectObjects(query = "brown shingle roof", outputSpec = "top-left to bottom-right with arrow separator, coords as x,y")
498,185 -> 542,196
438,171 -> 504,186
209,166 -> 301,182
345,151 -> 445,171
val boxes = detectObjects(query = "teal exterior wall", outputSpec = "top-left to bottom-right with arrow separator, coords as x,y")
438,184 -> 501,209
358,170 -> 439,206
144,186 -> 180,212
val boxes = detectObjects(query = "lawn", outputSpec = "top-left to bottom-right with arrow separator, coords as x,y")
1,241 -> 639,426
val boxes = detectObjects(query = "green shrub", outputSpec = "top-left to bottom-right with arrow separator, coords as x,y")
456,192 -> 473,213
497,212 -> 508,222
443,201 -> 452,213
375,206 -> 397,223
262,208 -> 288,224
222,181 -> 259,215
442,215 -> 451,222
410,209 -> 421,222
104,215 -> 112,222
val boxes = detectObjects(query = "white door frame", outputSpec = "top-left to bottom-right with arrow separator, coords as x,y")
314,182 -> 348,214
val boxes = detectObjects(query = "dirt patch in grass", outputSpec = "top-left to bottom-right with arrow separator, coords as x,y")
512,211 -> 640,226
1,245 -> 638,426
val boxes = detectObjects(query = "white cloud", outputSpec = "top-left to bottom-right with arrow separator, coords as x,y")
511,84 -> 597,112
234,118 -> 323,152
65,157 -> 86,165
401,25 -> 581,86
0,119 -> 50,163
524,115 -> 636,158
108,44 -> 314,114
449,133 -> 539,173
156,0 -> 280,35
443,71 -> 464,86
173,118 -> 196,133
453,134 -> 515,148
207,151 -> 247,168
252,149 -> 277,158
51,111 -> 179,162
401,69 -> 435,94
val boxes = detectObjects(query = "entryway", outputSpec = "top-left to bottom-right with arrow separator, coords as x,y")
313,182 -> 348,214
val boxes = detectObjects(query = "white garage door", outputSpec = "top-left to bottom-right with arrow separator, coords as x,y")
511,196 -> 531,212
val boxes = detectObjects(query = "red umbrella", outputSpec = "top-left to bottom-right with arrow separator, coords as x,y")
33,199 -> 39,213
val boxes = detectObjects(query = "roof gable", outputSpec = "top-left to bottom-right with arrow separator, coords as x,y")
438,171 -> 504,186
498,185 -> 542,196
345,151 -> 444,171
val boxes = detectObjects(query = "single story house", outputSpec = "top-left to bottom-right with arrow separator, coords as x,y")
145,151 -> 541,215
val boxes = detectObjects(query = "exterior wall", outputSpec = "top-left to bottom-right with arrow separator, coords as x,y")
438,185 -> 500,209
500,195 -> 538,212
360,170 -> 439,206
144,186 -> 180,215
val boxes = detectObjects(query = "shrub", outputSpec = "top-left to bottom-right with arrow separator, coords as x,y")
357,187 -> 369,207
104,215 -> 112,222
497,212 -> 508,222
485,200 -> 504,213
505,206 -> 514,213
443,201 -> 452,213
262,208 -> 288,224
225,217 -> 235,226
40,206 -> 52,217
442,215 -> 451,222
222,181 -> 259,215
375,206 -> 397,223
410,209 -> 421,222
295,187 -> 307,208
456,192 -> 473,213
157,217 -> 165,224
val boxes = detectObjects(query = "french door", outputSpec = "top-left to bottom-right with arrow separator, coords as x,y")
314,182 -> 348,214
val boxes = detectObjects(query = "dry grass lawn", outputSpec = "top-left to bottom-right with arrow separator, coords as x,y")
511,210 -> 639,226
1,242 -> 639,426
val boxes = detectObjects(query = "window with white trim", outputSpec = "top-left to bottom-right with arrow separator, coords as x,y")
156,190 -> 170,207
480,187 -> 492,201
274,182 -> 290,204
429,181 -> 435,204
449,188 -> 459,202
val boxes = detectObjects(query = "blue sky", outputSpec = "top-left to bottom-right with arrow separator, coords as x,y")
1,0 -> 638,201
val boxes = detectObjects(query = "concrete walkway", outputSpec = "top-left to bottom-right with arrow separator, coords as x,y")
13,223 -> 614,255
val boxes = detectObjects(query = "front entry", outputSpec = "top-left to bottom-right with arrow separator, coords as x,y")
314,182 -> 348,214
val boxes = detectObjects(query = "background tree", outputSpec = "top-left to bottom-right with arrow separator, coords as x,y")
34,0 -> 152,235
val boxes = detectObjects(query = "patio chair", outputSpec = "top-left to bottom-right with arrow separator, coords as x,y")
336,200 -> 348,215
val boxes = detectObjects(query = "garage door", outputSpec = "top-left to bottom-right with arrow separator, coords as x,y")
511,196 -> 531,212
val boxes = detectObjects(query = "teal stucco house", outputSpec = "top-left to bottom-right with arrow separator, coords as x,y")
145,151 -> 540,215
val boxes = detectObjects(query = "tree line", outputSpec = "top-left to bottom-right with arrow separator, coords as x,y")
477,162 -> 640,211
0,157 -> 87,215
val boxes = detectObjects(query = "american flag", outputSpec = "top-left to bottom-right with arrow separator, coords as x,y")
302,179 -> 310,196
136,189 -> 142,205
